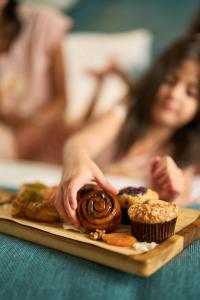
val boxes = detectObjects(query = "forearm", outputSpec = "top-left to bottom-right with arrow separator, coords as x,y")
0,112 -> 26,128
63,138 -> 90,169
63,133 -> 104,170
29,97 -> 65,128
0,96 -> 65,130
64,109 -> 126,163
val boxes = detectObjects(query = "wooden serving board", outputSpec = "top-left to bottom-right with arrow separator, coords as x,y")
0,204 -> 200,277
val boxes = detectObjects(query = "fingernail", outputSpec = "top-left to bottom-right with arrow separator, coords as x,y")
108,188 -> 118,195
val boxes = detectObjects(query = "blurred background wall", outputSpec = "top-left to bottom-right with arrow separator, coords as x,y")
28,0 -> 200,58
25,0 -> 200,124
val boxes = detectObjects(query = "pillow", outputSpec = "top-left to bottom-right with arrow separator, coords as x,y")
26,0 -> 74,9
63,29 -> 153,125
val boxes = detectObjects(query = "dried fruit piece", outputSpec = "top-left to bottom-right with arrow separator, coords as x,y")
102,233 -> 137,247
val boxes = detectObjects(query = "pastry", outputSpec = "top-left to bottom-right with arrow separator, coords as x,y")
77,184 -> 122,232
128,199 -> 178,243
0,188 -> 15,205
12,182 -> 60,222
77,184 -> 102,202
117,186 -> 159,224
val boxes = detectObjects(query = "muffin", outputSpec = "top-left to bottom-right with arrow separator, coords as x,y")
117,186 -> 159,224
128,199 -> 178,243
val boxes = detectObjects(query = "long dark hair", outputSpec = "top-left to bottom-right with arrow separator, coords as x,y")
2,0 -> 21,38
116,35 -> 200,168
187,7 -> 200,35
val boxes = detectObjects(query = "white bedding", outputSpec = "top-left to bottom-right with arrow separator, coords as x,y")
0,159 -> 199,204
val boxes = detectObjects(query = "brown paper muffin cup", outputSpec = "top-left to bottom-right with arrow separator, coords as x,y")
121,208 -> 131,225
131,218 -> 177,243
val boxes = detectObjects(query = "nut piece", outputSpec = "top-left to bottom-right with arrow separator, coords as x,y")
89,229 -> 106,241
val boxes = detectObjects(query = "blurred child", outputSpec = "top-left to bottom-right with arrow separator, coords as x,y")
53,35 -> 200,226
187,5 -> 200,36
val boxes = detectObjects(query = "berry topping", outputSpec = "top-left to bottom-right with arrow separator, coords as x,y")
118,186 -> 147,196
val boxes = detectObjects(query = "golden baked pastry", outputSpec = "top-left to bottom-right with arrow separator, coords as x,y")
118,186 -> 159,208
12,183 -> 60,222
117,186 -> 159,224
0,189 -> 15,205
77,184 -> 122,232
77,184 -> 102,203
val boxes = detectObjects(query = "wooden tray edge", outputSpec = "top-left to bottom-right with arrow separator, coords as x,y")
1,214 -> 200,277
132,215 -> 200,276
0,218 -> 146,276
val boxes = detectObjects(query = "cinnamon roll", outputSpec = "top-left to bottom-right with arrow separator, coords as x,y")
77,184 -> 102,202
77,185 -> 121,232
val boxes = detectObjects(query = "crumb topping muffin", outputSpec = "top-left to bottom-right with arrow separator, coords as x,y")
128,199 -> 178,243
128,199 -> 178,224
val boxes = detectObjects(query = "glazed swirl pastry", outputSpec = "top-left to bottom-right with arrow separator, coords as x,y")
77,184 -> 102,202
77,185 -> 122,232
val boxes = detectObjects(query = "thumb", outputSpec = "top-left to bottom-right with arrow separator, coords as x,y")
150,156 -> 161,174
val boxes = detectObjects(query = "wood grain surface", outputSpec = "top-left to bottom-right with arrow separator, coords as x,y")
0,205 -> 199,277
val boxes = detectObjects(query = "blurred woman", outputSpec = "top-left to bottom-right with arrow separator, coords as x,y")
0,0 -> 71,163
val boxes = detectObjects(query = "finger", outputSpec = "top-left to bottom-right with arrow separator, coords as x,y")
67,181 -> 82,210
158,184 -> 173,201
64,194 -> 81,227
156,173 -> 171,186
152,163 -> 168,179
167,181 -> 182,195
94,170 -> 118,194
67,176 -> 91,208
150,156 -> 161,174
53,190 -> 71,222
161,183 -> 179,199
50,190 -> 57,206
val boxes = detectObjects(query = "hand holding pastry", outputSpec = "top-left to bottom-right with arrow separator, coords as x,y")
53,150 -> 117,227
150,156 -> 184,201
